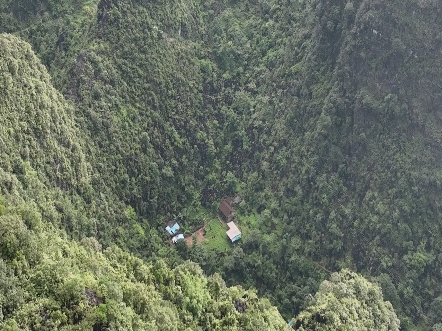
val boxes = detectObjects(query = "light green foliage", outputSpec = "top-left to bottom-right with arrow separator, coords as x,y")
294,269 -> 400,331
203,219 -> 230,252
0,196 -> 289,330
0,0 -> 441,329
0,33 -> 94,240
0,33 -> 90,191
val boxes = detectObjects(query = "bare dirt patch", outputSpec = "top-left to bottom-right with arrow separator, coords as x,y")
184,226 -> 206,247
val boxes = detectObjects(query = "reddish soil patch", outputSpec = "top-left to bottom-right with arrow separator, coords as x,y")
184,226 -> 206,247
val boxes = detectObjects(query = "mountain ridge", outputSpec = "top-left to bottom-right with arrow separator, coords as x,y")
1,0 -> 442,329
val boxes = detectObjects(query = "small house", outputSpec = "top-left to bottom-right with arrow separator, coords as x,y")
226,221 -> 241,243
172,234 -> 184,243
165,221 -> 180,236
219,199 -> 234,221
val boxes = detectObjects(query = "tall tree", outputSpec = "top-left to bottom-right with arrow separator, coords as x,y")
294,269 -> 400,331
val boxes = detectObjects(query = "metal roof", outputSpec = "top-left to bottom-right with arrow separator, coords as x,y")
226,221 -> 241,241
165,222 -> 180,235
219,200 -> 233,218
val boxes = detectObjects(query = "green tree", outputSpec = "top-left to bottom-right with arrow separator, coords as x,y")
294,269 -> 400,331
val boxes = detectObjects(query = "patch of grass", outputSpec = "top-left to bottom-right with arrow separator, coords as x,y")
203,219 -> 230,252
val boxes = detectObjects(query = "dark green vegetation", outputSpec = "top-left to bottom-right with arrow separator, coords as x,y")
1,0 -> 442,329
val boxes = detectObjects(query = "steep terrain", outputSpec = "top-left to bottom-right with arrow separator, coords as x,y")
1,0 -> 442,329
0,33 -> 93,235
0,196 -> 290,330
0,35 -> 291,330
294,269 -> 400,331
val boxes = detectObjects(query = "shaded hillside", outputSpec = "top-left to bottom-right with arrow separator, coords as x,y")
1,0 -> 240,246
0,0 -> 442,329
239,1 -> 442,327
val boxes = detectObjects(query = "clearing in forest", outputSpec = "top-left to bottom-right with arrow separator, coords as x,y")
203,219 -> 230,252
184,226 -> 206,247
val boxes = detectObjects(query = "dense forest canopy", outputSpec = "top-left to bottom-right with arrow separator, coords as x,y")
294,269 -> 400,331
1,0 -> 442,330
0,195 -> 290,330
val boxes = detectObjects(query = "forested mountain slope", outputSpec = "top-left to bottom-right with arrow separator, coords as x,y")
1,0 -> 442,329
294,269 -> 400,331
0,33 -> 93,236
248,1 -> 442,328
0,34 -> 292,330
0,196 -> 290,330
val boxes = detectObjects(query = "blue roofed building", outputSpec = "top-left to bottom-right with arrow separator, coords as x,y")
165,221 -> 180,236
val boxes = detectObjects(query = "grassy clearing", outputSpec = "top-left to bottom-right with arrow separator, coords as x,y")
203,219 -> 230,252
